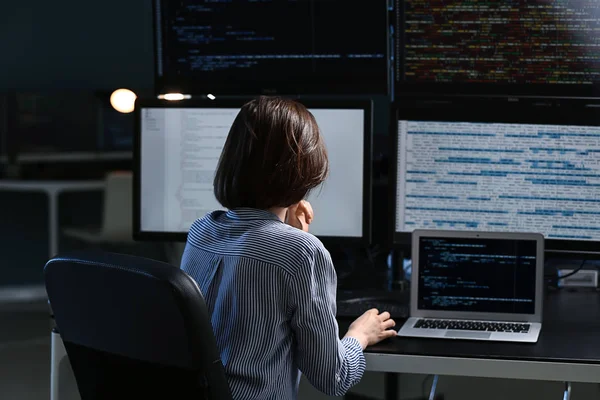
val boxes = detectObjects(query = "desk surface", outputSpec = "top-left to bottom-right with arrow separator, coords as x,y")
342,290 -> 600,382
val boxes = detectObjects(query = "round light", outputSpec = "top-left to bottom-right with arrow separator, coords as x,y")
110,88 -> 137,113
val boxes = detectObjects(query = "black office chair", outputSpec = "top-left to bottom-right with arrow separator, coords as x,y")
44,251 -> 232,400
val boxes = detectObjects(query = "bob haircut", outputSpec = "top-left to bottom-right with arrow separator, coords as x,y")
214,96 -> 329,210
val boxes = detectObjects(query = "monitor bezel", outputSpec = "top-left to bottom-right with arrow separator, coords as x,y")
395,83 -> 600,100
389,99 -> 600,255
152,0 -> 391,96
133,96 -> 373,244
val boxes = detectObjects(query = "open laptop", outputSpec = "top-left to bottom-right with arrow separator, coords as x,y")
398,230 -> 544,343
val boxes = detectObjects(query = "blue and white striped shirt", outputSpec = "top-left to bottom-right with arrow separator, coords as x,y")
181,208 -> 365,399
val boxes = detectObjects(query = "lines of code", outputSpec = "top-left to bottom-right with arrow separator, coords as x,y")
396,120 -> 600,241
398,0 -> 600,85
157,0 -> 387,91
418,237 -> 537,313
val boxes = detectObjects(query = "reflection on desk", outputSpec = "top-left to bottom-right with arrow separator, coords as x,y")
337,291 -> 410,319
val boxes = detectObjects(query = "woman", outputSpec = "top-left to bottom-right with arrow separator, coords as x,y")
181,96 -> 396,399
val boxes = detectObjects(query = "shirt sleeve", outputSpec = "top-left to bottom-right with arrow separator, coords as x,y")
287,244 -> 366,396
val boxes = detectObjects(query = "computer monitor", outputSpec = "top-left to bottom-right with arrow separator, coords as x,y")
154,0 -> 389,95
134,98 -> 372,242
98,100 -> 134,152
392,102 -> 600,255
7,91 -> 99,155
3,91 -> 134,163
394,0 -> 600,97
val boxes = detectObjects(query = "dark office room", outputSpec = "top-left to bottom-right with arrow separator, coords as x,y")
2,0 -> 600,399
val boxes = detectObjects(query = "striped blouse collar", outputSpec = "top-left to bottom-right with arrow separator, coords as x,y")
225,208 -> 283,222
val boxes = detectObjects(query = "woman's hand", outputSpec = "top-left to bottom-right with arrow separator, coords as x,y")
344,309 -> 396,350
285,200 -> 314,232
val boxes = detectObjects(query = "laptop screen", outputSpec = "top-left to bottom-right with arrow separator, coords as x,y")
418,236 -> 538,315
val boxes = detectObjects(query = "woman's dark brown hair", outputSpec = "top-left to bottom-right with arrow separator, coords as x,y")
214,96 -> 329,210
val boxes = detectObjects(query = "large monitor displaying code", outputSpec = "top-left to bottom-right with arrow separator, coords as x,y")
395,0 -> 600,96
394,113 -> 600,247
155,0 -> 389,95
136,100 -> 370,241
417,236 -> 537,314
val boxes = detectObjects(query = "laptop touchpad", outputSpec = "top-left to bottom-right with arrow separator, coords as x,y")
445,330 -> 491,339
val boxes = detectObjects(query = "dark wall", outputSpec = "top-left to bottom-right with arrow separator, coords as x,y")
0,2 -> 156,286
0,1 -> 154,91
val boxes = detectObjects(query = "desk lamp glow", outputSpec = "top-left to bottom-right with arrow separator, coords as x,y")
157,93 -> 193,101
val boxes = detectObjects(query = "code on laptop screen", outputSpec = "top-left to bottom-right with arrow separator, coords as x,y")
418,236 -> 537,314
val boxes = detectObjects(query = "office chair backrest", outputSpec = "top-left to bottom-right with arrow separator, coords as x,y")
44,252 -> 232,400
101,171 -> 133,240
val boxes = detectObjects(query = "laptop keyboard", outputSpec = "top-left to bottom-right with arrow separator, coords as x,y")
414,319 -> 530,333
